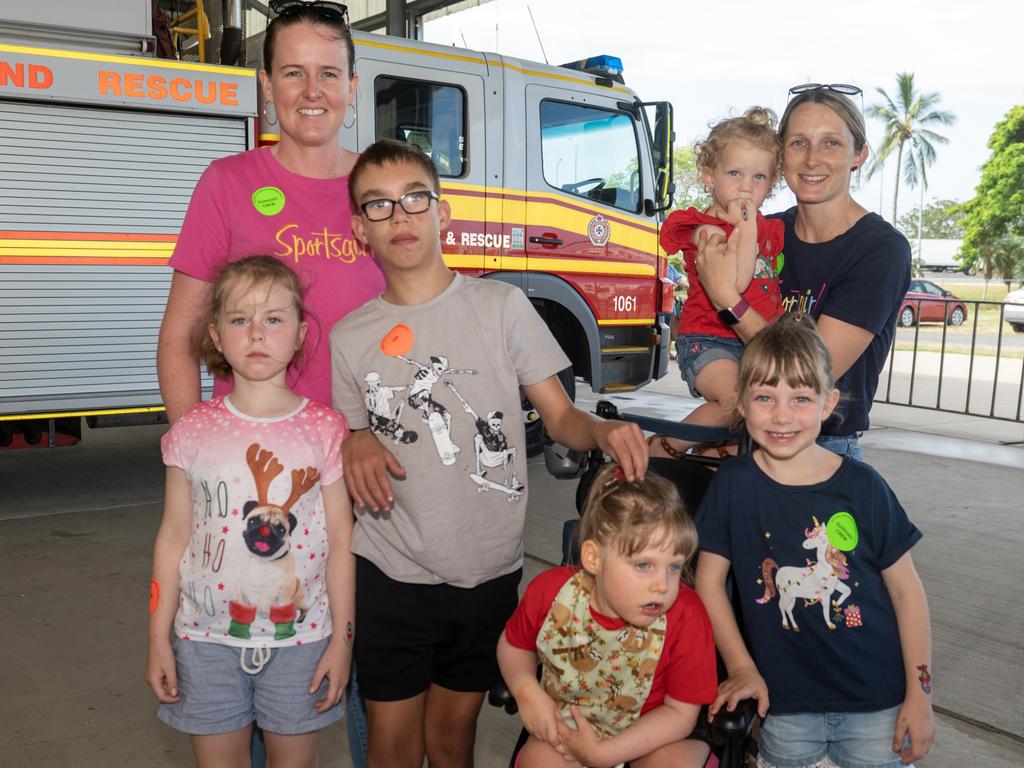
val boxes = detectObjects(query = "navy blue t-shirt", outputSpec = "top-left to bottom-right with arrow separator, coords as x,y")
697,453 -> 922,715
773,208 -> 911,435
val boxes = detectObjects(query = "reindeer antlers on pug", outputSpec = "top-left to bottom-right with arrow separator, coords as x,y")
245,443 -> 319,511
281,467 -> 320,513
246,443 -> 284,505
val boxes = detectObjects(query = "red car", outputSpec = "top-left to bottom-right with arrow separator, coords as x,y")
898,279 -> 968,327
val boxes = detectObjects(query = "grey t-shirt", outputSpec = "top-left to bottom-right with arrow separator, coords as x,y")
330,273 -> 570,587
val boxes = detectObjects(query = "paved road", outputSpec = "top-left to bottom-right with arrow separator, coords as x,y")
896,325 -> 1024,353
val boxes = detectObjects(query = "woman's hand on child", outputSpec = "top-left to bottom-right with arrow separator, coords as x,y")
695,228 -> 742,311
710,667 -> 769,720
893,695 -> 934,764
145,638 -> 181,703
309,636 -> 350,713
593,420 -> 648,482
342,429 -> 406,512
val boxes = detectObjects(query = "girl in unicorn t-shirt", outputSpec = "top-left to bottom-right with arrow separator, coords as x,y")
695,315 -> 934,768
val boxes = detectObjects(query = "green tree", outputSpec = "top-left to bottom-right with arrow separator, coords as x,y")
669,144 -> 710,212
896,198 -> 965,241
866,73 -> 956,223
960,106 -> 1024,281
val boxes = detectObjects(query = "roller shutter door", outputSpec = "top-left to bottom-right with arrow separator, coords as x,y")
0,99 -> 248,415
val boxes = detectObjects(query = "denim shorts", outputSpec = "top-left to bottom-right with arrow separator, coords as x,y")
158,635 -> 345,736
757,705 -> 911,768
675,333 -> 744,398
817,434 -> 863,461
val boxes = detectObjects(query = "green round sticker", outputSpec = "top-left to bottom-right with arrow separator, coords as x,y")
826,512 -> 858,552
252,186 -> 285,216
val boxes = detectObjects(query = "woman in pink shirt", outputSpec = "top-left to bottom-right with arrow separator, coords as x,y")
157,1 -> 384,423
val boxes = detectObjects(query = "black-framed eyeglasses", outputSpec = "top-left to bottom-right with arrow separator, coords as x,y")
360,190 -> 439,221
788,83 -> 863,97
269,0 -> 349,25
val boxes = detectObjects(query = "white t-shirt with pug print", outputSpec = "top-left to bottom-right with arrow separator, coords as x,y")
161,396 -> 346,648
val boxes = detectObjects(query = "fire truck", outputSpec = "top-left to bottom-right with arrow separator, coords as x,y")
0,2 -> 676,453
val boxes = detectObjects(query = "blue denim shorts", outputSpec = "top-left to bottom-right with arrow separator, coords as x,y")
817,434 -> 863,461
158,635 -> 345,736
675,333 -> 744,398
757,705 -> 911,768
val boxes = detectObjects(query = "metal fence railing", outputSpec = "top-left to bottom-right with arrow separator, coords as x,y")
877,298 -> 1024,423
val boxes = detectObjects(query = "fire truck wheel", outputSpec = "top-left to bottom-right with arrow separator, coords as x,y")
523,366 -> 575,458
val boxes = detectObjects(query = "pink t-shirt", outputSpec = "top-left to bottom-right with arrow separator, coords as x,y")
161,396 -> 347,648
170,147 -> 386,405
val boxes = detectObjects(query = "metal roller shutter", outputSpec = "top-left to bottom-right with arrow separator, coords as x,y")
0,100 -> 247,415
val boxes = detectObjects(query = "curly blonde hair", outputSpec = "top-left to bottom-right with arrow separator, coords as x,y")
195,256 -> 308,380
695,106 -> 783,189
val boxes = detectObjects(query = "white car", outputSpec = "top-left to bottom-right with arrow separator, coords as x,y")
1005,288 -> 1024,333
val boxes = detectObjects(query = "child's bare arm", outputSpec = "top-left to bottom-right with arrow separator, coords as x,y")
340,429 -> 406,513
497,632 -> 562,747
145,467 -> 192,703
522,375 -> 648,481
694,551 -> 769,717
556,696 -> 699,768
311,479 -> 356,712
882,552 -> 934,764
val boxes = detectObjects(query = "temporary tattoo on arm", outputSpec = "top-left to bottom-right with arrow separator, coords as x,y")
916,664 -> 932,694
345,621 -> 354,647
149,579 -> 160,614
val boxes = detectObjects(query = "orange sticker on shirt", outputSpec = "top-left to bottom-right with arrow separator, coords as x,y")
380,324 -> 414,357
149,579 -> 160,614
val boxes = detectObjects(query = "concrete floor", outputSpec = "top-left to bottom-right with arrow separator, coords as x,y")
1,390 -> 1023,767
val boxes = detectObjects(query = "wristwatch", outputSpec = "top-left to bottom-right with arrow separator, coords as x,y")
717,297 -> 750,326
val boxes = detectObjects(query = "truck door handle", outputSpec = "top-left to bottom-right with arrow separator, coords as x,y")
529,235 -> 563,246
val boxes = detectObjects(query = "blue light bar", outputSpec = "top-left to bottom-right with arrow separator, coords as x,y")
560,55 -> 624,81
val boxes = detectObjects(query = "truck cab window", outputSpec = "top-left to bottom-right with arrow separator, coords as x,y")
374,76 -> 466,177
540,100 -> 641,213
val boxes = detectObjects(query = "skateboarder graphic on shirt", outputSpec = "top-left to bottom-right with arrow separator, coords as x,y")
363,372 -> 418,445
397,354 -> 477,465
445,382 -> 523,502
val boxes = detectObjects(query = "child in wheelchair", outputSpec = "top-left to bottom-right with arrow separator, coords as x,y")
498,464 -> 717,768
695,315 -> 934,768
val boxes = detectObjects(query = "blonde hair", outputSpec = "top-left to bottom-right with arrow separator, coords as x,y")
578,465 -> 699,585
696,106 -> 783,188
196,256 -> 307,380
780,89 -> 866,152
737,315 -> 835,407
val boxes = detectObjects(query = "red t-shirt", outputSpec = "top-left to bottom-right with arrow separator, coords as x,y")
661,207 -> 785,338
505,566 -> 717,711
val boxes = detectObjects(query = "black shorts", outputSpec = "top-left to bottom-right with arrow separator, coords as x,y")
354,556 -> 521,702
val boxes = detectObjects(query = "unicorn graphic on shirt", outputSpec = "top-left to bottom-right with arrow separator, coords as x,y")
756,516 -> 852,631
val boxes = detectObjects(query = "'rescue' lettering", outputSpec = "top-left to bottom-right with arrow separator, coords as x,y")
0,61 -> 53,90
97,70 -> 239,106
460,232 -> 513,249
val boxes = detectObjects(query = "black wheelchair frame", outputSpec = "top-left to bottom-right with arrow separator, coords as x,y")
489,400 -> 757,767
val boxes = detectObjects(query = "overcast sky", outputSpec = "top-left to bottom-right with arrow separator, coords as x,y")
425,0 -> 1021,224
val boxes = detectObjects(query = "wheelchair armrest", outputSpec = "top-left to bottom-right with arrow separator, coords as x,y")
710,697 -> 758,745
487,679 -> 518,715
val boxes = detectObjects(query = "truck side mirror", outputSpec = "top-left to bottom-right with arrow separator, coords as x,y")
641,100 -> 675,213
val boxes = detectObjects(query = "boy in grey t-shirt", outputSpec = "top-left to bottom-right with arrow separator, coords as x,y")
329,140 -> 648,768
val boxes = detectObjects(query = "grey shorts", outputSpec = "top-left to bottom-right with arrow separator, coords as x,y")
675,333 -> 744,398
157,635 -> 345,736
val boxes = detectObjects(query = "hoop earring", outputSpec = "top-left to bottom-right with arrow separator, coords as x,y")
343,103 -> 356,130
262,101 -> 278,127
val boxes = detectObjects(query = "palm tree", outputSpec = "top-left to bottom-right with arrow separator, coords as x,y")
865,72 -> 956,223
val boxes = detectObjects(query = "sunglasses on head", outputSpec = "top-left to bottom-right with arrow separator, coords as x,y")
269,0 -> 349,24
788,83 -> 863,97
